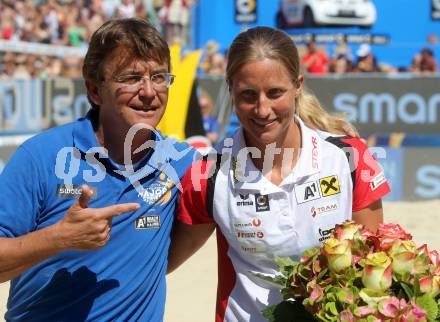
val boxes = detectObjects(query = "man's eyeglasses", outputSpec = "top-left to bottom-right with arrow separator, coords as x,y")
112,73 -> 175,91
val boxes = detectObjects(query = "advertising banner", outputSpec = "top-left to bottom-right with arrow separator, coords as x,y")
373,147 -> 404,202
432,0 -> 440,20
234,0 -> 257,24
305,76 -> 440,134
0,79 -> 89,134
1,76 -> 439,200
403,148 -> 440,201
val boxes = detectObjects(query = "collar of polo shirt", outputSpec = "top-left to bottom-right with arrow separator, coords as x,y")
229,116 -> 322,193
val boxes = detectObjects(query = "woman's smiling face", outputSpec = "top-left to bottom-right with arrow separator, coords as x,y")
231,58 -> 302,149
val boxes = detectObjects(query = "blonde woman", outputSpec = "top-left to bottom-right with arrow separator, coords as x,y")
168,26 -> 390,322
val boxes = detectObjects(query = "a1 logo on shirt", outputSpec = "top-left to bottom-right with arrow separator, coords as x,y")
294,181 -> 321,204
135,215 -> 160,229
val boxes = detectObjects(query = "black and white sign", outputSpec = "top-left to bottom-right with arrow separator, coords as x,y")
235,0 -> 257,23
294,181 -> 321,204
432,0 -> 440,19
254,193 -> 270,212
135,215 -> 160,229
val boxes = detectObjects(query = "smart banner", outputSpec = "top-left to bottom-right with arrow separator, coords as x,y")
305,76 -> 440,134
197,75 -> 440,135
2,76 -> 439,135
372,147 -> 404,202
403,148 -> 440,201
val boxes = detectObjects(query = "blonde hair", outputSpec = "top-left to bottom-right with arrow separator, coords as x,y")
226,26 -> 357,136
297,88 -> 357,135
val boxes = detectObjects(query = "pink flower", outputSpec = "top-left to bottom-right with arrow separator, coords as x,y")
389,240 -> 417,275
360,228 -> 376,241
377,223 -> 412,250
429,249 -> 440,266
334,220 -> 364,240
415,244 -> 438,274
309,286 -> 323,302
354,305 -> 376,317
417,244 -> 429,255
339,309 -> 354,322
419,275 -> 440,297
306,279 -> 324,303
400,301 -> 427,322
412,256 -> 431,275
323,238 -> 352,273
362,252 -> 392,291
378,297 -> 401,318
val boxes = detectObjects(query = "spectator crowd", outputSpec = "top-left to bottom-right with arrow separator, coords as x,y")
0,0 -> 194,78
0,1 -> 438,78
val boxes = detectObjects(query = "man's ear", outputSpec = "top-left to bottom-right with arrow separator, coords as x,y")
85,80 -> 102,106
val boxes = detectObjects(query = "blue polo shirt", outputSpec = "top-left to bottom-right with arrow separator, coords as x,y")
0,111 -> 195,321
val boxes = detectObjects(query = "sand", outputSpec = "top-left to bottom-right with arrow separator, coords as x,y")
1,200 -> 439,321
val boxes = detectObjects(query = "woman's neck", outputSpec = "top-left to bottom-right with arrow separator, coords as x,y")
246,120 -> 302,185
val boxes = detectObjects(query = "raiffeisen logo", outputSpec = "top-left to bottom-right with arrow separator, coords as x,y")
334,92 -> 440,124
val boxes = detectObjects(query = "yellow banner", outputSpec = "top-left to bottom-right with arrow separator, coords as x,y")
157,45 -> 202,141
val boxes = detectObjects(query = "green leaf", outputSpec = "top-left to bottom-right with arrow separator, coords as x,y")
262,305 -> 277,322
400,282 -> 414,299
327,293 -> 337,302
317,267 -> 329,280
252,272 -> 286,286
416,294 -> 438,322
302,247 -> 321,258
324,302 -> 339,316
413,275 -> 421,297
261,301 -> 316,322
274,256 -> 299,277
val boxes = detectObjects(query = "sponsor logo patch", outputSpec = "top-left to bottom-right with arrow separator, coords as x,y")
56,184 -> 97,199
318,227 -> 335,242
255,194 -> 270,212
233,219 -> 252,229
294,181 -> 321,204
311,136 -> 319,169
252,218 -> 262,227
233,218 -> 263,229
311,202 -> 339,218
370,172 -> 387,190
319,175 -> 341,197
135,215 -> 160,229
240,245 -> 266,254
138,172 -> 174,205
236,193 -> 254,206
236,230 -> 265,239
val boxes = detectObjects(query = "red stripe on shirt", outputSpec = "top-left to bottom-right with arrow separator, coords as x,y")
177,159 -> 216,225
341,137 -> 391,211
215,228 -> 236,322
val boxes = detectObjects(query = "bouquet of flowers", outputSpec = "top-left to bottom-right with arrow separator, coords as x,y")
260,221 -> 440,322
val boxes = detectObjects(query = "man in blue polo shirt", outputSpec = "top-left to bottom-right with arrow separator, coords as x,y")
0,18 -> 194,321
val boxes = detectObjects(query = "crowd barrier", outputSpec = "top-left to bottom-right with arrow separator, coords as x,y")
0,76 -> 439,201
